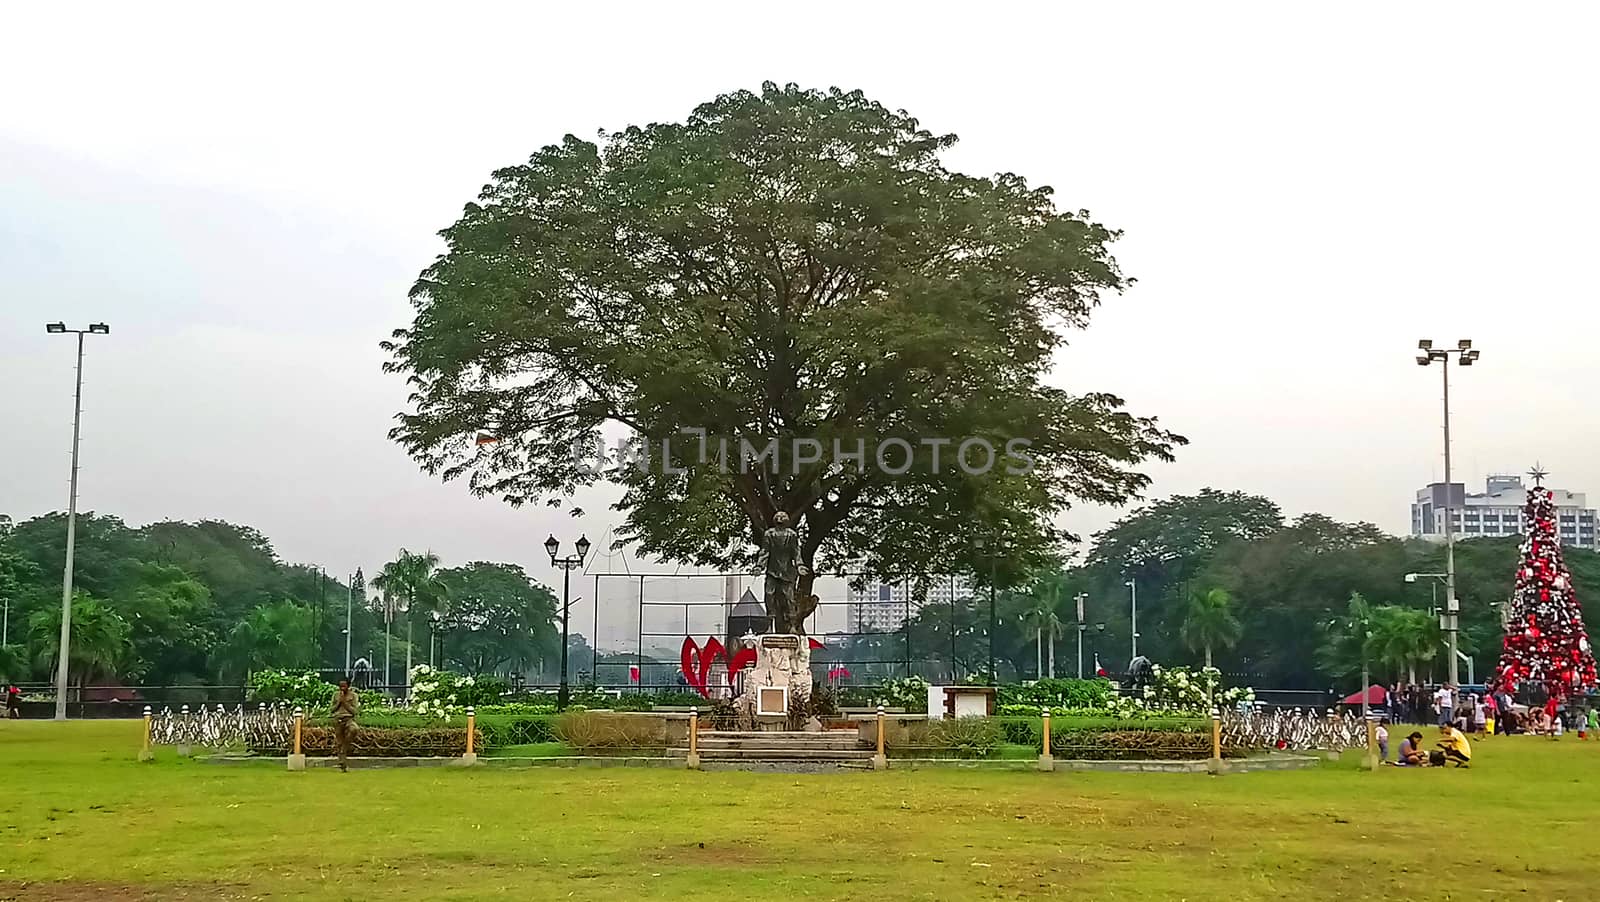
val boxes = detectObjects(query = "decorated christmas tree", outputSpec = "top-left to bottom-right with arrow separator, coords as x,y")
1493,468 -> 1598,704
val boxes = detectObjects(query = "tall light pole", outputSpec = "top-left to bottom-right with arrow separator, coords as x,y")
382,590 -> 393,692
1417,339 -> 1480,685
545,533 -> 591,709
1125,579 -> 1139,659
45,321 -> 110,721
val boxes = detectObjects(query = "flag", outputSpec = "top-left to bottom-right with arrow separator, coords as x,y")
475,433 -> 499,445
628,665 -> 640,683
808,637 -> 825,650
1094,655 -> 1107,678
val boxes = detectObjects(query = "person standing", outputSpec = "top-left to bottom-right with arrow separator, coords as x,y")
1472,694 -> 1488,740
5,685 -> 20,719
1433,684 -> 1453,727
330,678 -> 360,772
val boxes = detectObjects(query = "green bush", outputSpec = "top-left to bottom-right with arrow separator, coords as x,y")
248,669 -> 387,712
998,678 -> 1114,710
475,702 -> 557,716
990,716 -> 1226,759
884,716 -> 1001,758
324,710 -> 559,748
249,725 -> 476,757
924,716 -> 1002,758
835,677 -> 929,712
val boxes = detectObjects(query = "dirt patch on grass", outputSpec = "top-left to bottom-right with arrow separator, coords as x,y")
0,880 -> 247,901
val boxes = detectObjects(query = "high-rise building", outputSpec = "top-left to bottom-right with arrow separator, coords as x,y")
1411,473 -> 1598,549
846,576 -> 971,634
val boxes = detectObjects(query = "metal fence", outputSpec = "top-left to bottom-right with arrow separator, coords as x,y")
1222,706 -> 1368,752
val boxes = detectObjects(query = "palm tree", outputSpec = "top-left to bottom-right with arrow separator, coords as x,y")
1369,606 -> 1439,684
372,549 -> 447,691
1315,592 -> 1375,682
1179,587 -> 1242,668
29,592 -> 131,691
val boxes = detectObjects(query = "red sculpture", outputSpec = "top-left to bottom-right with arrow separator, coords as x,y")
679,636 -> 757,698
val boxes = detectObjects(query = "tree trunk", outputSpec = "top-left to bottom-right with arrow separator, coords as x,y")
1047,631 -> 1056,679
1036,628 -> 1043,679
405,616 -> 414,697
1204,644 -> 1212,668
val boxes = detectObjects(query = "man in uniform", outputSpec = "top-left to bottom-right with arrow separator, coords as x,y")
330,678 -> 360,772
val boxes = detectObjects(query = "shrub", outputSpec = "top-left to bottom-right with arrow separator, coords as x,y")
553,711 -> 666,752
834,677 -> 929,712
247,669 -> 386,711
407,665 -> 508,719
880,677 -> 929,713
998,678 -> 1114,710
883,717 -> 1001,758
924,716 -> 1002,758
1139,665 -> 1255,715
250,725 -> 475,757
474,702 -> 557,716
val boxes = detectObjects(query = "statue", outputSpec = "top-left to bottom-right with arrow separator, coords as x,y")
1127,655 -> 1155,691
762,512 -> 805,631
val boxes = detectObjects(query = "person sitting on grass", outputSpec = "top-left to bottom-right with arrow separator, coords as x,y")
1396,730 -> 1427,766
1437,723 -> 1472,767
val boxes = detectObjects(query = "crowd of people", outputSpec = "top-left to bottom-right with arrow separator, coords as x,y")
1383,682 -> 1596,737
1372,681 -> 1600,768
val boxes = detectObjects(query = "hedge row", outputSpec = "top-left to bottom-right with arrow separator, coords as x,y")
252,725 -> 476,757
883,716 -> 1243,761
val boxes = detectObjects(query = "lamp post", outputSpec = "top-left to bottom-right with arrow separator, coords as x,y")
1074,592 -> 1088,679
1125,579 -> 1139,660
45,321 -> 110,721
1416,339 -> 1479,686
545,533 -> 591,709
343,570 -> 356,675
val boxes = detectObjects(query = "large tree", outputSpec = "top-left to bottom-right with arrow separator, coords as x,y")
435,562 -> 559,676
384,83 -> 1181,632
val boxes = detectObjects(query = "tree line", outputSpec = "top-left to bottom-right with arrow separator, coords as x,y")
0,513 -> 561,688
5,487 -> 1592,692
840,489 -> 1600,690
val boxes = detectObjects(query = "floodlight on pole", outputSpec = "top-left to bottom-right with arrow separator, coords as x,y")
1414,338 -> 1480,686
44,321 -> 112,721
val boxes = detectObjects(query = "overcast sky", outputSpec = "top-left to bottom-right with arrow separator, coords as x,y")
4,3 -> 1598,640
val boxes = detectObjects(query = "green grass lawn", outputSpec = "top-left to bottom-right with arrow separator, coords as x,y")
3,720 -> 1598,901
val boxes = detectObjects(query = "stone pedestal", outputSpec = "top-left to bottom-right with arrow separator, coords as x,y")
736,634 -> 812,728
287,753 -> 306,771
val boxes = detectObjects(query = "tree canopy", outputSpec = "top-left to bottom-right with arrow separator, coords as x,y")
384,82 -> 1183,630
0,513 -> 564,688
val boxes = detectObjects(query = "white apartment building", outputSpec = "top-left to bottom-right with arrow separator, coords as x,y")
1411,474 -> 1598,549
847,576 -> 971,634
